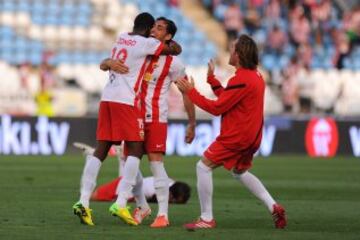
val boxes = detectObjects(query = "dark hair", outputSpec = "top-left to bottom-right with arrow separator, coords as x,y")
235,34 -> 259,70
133,12 -> 155,34
156,17 -> 177,40
169,181 -> 191,204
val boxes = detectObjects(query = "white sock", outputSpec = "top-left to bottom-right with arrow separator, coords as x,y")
118,157 -> 125,177
79,155 -> 102,208
196,160 -> 213,221
150,161 -> 169,218
115,156 -> 140,208
132,171 -> 149,209
233,171 -> 276,212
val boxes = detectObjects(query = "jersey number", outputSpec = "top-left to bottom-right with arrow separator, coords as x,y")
111,47 -> 128,62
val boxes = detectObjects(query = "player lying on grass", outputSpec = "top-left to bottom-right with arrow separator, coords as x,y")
72,12 -> 182,227
102,17 -> 196,228
74,142 -> 191,205
176,35 -> 287,230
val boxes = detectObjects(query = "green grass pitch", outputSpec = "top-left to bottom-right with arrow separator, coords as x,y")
0,154 -> 359,240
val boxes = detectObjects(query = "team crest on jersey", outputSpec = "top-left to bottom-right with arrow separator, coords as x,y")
144,72 -> 152,82
137,118 -> 144,140
139,130 -> 145,140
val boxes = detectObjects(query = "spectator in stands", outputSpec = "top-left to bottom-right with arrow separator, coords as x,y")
297,43 -> 313,68
249,0 -> 266,15
290,13 -> 311,47
295,65 -> 313,114
281,76 -> 298,113
39,51 -> 57,90
167,0 -> 179,8
281,56 -> 300,113
347,5 -> 360,48
18,63 -> 31,91
244,5 -> 261,35
333,29 -> 350,69
266,25 -> 288,55
35,78 -> 54,117
265,0 -> 281,28
223,2 -> 243,49
35,52 -> 57,117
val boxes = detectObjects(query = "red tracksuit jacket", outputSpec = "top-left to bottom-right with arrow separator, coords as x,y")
187,68 -> 265,152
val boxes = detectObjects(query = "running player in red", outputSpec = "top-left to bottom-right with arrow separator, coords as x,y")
177,35 -> 287,230
72,12 -> 181,226
102,17 -> 196,228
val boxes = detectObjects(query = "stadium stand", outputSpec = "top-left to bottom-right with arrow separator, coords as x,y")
0,0 -> 359,117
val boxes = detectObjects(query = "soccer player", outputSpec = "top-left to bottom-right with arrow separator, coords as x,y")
176,35 -> 287,229
73,142 -> 191,204
103,17 -> 196,228
91,176 -> 191,204
72,12 -> 181,226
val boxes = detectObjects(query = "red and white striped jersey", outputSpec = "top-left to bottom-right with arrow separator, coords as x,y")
140,55 -> 185,123
101,33 -> 163,106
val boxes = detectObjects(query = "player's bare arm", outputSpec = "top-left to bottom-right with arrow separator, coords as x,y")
182,93 -> 196,143
176,76 -> 194,93
99,58 -> 129,74
179,77 -> 247,116
160,40 -> 182,56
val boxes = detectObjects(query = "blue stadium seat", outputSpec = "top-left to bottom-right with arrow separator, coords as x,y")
262,54 -> 276,70
30,52 -> 42,65
3,1 -> 16,11
354,58 -> 360,70
15,38 -> 27,51
343,57 -> 353,69
78,3 -> 92,14
63,3 -> 76,14
214,4 -> 227,21
32,2 -> 46,15
76,15 -> 90,27
0,26 -> 14,37
14,50 -> 27,64
86,52 -> 98,64
17,1 -> 31,12
46,14 -> 58,25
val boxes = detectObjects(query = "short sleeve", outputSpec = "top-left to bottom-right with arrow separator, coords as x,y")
142,37 -> 164,56
169,57 -> 186,82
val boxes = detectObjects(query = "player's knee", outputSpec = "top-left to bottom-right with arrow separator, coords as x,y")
135,171 -> 143,184
94,151 -> 107,161
125,141 -> 144,158
232,170 -> 248,180
121,176 -> 137,186
196,160 -> 212,172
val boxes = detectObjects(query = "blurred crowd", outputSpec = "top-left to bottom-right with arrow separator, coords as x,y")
16,53 -> 58,116
202,0 -> 360,114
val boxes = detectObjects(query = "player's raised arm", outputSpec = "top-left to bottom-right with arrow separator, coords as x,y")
206,59 -> 224,96
177,76 -> 247,116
